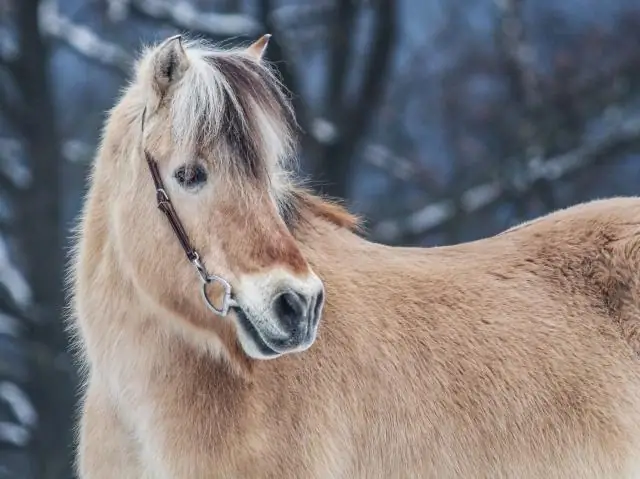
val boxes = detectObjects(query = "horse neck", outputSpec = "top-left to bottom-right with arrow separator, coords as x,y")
290,210 -> 371,279
72,185 -> 179,381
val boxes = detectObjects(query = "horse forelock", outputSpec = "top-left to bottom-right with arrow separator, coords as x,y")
166,40 -> 296,182
121,38 -> 358,234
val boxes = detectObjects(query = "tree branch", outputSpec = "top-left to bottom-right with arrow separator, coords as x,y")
363,143 -> 443,192
0,87 -> 26,131
0,138 -> 30,191
39,0 -> 132,75
496,0 -> 541,114
42,0 -> 260,75
325,0 -> 357,118
271,2 -> 334,29
129,0 -> 260,38
314,0 -> 396,199
495,0 -> 551,217
372,113 -> 640,243
344,0 -> 395,143
0,171 -> 21,196
0,54 -> 20,79
0,236 -> 32,311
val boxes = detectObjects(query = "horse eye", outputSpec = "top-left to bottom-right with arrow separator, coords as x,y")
174,164 -> 208,190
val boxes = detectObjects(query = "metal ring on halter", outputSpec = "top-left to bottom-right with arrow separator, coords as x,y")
201,274 -> 237,317
191,254 -> 238,316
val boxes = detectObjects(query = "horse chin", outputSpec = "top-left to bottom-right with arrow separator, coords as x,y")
232,307 -> 317,360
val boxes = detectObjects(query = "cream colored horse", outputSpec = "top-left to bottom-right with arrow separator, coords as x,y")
69,34 -> 640,478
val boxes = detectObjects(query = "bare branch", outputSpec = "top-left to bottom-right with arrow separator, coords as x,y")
130,0 -> 260,38
0,421 -> 30,447
62,139 -> 93,163
39,0 -> 132,74
372,113 -> 640,243
0,88 -> 26,130
0,137 -> 89,170
364,143 -> 443,192
324,0 -> 357,123
0,53 -> 19,78
494,0 -> 550,218
0,235 -> 32,310
0,138 -> 30,189
105,0 -> 131,22
496,0 -> 541,114
0,382 -> 37,428
271,1 -> 334,28
312,0 -> 396,198
344,0 -> 396,142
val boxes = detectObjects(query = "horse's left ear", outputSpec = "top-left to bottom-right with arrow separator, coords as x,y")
153,35 -> 189,96
245,34 -> 271,62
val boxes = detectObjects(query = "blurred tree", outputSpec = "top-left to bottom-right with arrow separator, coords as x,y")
0,0 -> 639,474
369,0 -> 640,245
0,0 -> 75,477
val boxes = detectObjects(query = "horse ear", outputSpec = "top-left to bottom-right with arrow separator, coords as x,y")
245,34 -> 271,62
153,35 -> 189,95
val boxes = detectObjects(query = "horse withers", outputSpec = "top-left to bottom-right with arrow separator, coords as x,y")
68,34 -> 640,478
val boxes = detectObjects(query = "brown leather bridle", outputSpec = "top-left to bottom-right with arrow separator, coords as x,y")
141,107 -> 238,316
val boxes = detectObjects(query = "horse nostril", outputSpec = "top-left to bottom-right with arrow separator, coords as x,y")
273,291 -> 307,330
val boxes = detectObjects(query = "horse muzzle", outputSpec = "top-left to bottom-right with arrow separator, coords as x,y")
232,274 -> 325,359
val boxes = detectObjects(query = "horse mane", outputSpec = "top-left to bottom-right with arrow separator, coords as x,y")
279,188 -> 362,234
131,37 -> 362,236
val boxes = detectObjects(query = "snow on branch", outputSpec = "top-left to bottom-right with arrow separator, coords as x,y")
364,143 -> 443,192
0,382 -> 37,428
365,144 -> 417,181
39,0 -> 132,74
62,140 -> 93,163
372,113 -> 640,243
271,2 -> 334,28
132,0 -> 261,37
0,312 -> 21,337
0,236 -> 31,310
40,0 -> 263,73
0,139 -> 31,189
311,118 -> 338,145
0,421 -> 29,447
1,137 -> 90,167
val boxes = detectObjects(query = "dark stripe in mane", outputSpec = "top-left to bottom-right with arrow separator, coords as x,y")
197,52 -> 360,235
204,54 -> 296,181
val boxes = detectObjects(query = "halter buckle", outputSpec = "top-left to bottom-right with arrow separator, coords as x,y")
191,254 -> 209,283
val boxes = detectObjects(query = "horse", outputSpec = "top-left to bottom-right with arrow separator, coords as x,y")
68,34 -> 640,478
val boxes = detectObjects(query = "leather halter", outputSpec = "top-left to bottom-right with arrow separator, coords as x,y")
141,107 -> 238,316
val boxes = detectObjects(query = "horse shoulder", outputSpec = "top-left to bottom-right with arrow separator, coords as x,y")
77,379 -> 146,479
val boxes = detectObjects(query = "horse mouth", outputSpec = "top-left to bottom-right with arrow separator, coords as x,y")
233,307 -> 280,357
232,307 -> 315,358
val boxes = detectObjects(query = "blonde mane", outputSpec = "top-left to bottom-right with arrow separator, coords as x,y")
132,37 -> 359,232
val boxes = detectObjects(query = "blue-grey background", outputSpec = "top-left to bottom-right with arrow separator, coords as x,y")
1,0 -> 640,477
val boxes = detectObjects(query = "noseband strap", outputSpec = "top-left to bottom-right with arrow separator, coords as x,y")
141,109 -> 237,316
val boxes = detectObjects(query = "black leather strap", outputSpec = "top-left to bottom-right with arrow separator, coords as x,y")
145,151 -> 198,263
